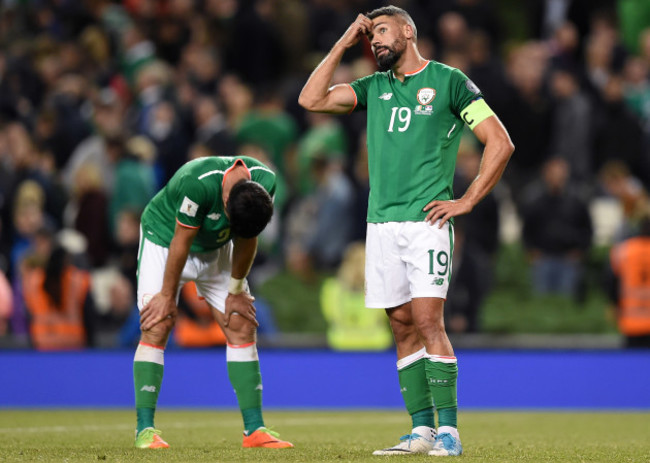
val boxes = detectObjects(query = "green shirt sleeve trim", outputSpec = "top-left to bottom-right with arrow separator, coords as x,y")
460,98 -> 494,130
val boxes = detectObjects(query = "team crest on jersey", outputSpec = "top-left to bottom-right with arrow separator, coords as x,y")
416,87 -> 436,105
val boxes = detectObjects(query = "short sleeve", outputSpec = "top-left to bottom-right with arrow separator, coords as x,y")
449,68 -> 483,119
349,74 -> 374,111
173,173 -> 209,229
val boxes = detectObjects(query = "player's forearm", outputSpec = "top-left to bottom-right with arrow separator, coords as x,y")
231,236 -> 257,280
298,44 -> 346,111
461,136 -> 514,207
160,230 -> 194,298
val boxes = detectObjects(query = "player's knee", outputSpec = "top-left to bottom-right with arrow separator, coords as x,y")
225,314 -> 256,342
141,317 -> 175,345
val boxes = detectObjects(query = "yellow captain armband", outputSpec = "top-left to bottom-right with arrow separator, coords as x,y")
460,98 -> 494,130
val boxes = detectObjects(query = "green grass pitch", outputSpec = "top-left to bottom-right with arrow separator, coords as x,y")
0,410 -> 648,462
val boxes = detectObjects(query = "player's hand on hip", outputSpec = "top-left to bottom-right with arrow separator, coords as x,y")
423,199 -> 473,228
337,14 -> 373,49
225,292 -> 259,328
140,293 -> 178,331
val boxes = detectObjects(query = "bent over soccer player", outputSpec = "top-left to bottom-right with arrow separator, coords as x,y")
299,5 -> 514,457
133,155 -> 293,450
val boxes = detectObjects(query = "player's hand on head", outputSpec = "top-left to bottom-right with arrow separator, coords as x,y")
423,199 -> 474,228
224,292 -> 259,328
338,14 -> 373,49
140,293 -> 178,331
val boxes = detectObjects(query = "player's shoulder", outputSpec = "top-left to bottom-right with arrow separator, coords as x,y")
180,156 -> 225,175
354,70 -> 391,84
426,60 -> 462,77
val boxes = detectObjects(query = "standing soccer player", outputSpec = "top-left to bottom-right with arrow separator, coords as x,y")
299,6 -> 514,457
133,155 -> 293,450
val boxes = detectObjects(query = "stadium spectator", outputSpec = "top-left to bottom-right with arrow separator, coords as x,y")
320,242 -> 393,350
599,160 -> 650,242
522,157 -> 593,298
22,242 -> 91,351
285,151 -> 355,275
0,268 -> 12,337
62,88 -> 124,194
68,163 -> 111,268
593,74 -> 650,188
192,96 -> 236,158
499,41 -> 551,207
236,85 -> 298,179
547,66 -> 594,199
608,212 -> 650,348
107,135 -> 156,238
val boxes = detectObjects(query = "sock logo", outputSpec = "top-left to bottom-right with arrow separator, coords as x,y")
429,379 -> 449,385
140,385 -> 157,392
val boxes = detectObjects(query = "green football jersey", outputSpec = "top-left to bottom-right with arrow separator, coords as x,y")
141,156 -> 276,253
350,60 -> 483,223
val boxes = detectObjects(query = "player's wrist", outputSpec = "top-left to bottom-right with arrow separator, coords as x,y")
228,277 -> 246,295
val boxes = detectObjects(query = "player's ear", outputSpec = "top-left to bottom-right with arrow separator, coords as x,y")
404,23 -> 414,40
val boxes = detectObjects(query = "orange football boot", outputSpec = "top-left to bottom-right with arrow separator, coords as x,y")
242,427 -> 294,449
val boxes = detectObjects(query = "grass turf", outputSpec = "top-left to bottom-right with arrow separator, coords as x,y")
0,410 -> 648,462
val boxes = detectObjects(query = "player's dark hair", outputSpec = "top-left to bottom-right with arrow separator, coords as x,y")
227,180 -> 274,238
366,5 -> 417,39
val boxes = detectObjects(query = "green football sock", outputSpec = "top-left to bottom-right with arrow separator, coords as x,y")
425,358 -> 458,428
398,356 -> 435,429
134,361 -> 164,433
228,360 -> 264,433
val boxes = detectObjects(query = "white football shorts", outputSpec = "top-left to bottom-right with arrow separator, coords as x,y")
136,233 -> 234,313
365,220 -> 454,308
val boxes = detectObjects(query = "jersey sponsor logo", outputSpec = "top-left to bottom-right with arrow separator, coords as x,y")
465,79 -> 481,95
416,87 -> 436,105
207,212 -> 221,220
379,92 -> 393,100
180,196 -> 199,217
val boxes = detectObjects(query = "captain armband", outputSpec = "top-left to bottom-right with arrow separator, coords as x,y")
228,277 -> 246,295
460,98 -> 495,130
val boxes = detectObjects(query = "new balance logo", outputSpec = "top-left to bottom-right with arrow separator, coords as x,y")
432,278 -> 444,286
207,212 -> 221,220
379,92 -> 393,100
400,387 -> 407,393
140,385 -> 157,392
255,384 -> 263,391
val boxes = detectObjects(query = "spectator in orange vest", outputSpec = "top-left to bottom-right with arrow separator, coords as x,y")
22,244 -> 92,351
609,211 -> 650,348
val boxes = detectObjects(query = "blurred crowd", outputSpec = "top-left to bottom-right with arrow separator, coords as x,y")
1,0 -> 650,349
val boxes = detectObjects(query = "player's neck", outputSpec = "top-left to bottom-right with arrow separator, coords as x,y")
392,47 -> 427,82
222,165 -> 250,205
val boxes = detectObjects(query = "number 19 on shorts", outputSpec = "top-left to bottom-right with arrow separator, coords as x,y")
428,249 -> 449,279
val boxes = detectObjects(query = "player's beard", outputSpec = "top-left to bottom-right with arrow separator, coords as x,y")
374,36 -> 407,72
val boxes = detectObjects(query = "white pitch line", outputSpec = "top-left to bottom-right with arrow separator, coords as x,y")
0,413 -> 404,434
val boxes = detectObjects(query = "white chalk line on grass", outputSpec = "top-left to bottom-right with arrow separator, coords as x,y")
0,413 -> 404,434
